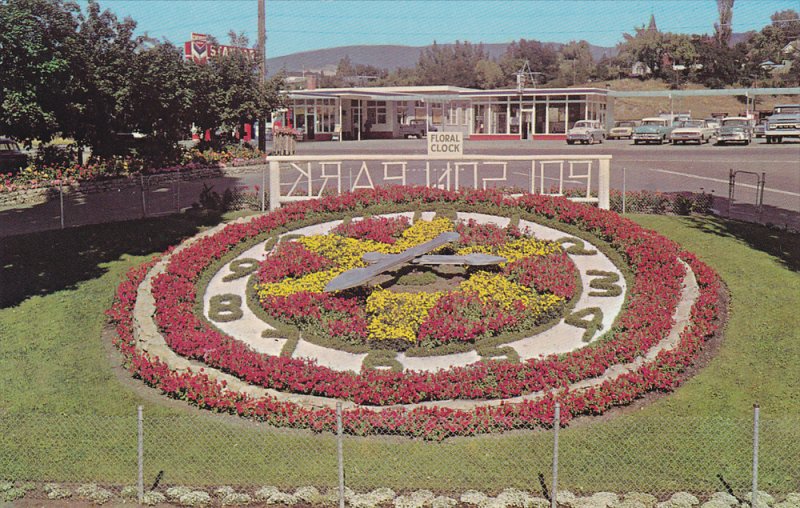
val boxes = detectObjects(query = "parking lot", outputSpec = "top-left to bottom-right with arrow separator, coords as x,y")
289,136 -> 800,218
1,136 -> 797,237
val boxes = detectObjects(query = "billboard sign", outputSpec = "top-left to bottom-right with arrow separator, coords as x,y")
184,33 -> 257,64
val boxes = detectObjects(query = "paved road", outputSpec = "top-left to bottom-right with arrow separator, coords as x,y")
1,138 -> 798,237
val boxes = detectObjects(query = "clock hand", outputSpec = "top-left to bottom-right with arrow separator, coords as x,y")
364,252 -> 506,266
324,231 -> 460,292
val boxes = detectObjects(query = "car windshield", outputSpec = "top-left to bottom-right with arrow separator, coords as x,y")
573,121 -> 592,128
679,121 -> 704,128
0,142 -> 20,151
616,121 -> 635,127
641,120 -> 664,126
774,106 -> 800,114
723,120 -> 748,127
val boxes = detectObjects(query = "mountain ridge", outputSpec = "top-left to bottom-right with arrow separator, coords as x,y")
265,41 -> 620,76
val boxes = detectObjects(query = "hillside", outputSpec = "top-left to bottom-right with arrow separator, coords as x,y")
596,79 -> 800,120
266,41 -> 617,76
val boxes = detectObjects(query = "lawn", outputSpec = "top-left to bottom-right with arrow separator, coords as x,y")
0,210 -> 798,495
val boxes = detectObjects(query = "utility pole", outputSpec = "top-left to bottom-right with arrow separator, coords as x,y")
258,0 -> 268,152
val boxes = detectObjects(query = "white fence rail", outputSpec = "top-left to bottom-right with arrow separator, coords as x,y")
267,154 -> 611,211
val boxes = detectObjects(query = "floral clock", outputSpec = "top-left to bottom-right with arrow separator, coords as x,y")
109,187 -> 722,439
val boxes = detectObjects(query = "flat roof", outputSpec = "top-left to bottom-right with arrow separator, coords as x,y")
286,86 -> 800,101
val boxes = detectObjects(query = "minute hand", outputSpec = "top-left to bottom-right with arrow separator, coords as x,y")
323,231 -> 460,292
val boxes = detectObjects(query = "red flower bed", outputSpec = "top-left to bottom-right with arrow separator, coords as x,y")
331,215 -> 410,244
255,241 -> 335,284
107,187 -> 722,439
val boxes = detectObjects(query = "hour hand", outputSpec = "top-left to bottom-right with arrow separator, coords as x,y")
324,231 -> 459,292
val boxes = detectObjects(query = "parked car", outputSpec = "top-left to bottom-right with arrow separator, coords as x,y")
632,117 -> 674,145
566,120 -> 606,145
754,123 -> 766,138
669,119 -> 715,144
704,118 -> 721,137
0,138 -> 28,174
716,117 -> 753,145
607,120 -> 639,140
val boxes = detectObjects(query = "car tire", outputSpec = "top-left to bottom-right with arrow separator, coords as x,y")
633,140 -> 639,145
567,140 -> 575,145
588,136 -> 595,144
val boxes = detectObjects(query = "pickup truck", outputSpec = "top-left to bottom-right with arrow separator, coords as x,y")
632,117 -> 674,145
765,104 -> 800,144
399,120 -> 435,139
566,120 -> 606,145
716,117 -> 753,145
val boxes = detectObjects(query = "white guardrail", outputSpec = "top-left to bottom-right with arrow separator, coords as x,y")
267,154 -> 611,211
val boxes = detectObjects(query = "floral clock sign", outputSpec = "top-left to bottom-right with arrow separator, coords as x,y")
109,187 -> 722,439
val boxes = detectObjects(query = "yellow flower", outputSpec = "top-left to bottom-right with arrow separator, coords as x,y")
365,288 -> 443,343
456,238 -> 561,265
391,217 -> 455,252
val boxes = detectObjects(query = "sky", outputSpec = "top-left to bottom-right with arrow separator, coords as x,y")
93,0 -> 798,58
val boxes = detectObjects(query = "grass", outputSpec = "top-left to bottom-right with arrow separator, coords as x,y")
0,211 -> 799,494
591,78 -> 800,121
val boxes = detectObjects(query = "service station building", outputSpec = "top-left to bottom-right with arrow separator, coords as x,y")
278,86 -> 610,141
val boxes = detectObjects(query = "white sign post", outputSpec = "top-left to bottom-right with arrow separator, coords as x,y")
427,131 -> 463,157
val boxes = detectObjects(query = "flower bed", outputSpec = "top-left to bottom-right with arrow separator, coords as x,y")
108,186 -> 722,439
255,216 -> 571,349
0,145 -> 265,193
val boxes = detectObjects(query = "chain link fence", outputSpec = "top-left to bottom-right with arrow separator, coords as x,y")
2,405 -> 798,501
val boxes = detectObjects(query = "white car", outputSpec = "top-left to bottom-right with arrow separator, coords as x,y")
716,117 -> 753,145
669,120 -> 715,144
607,120 -> 639,140
566,120 -> 606,145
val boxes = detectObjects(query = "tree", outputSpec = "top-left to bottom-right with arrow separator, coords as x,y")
474,59 -> 505,89
416,41 -> 487,87
0,0 -> 81,145
619,21 -> 666,78
66,0 -> 138,157
770,9 -> 800,39
122,43 -> 195,165
692,36 -> 745,88
556,40 -> 595,85
499,39 -> 559,85
715,0 -> 735,46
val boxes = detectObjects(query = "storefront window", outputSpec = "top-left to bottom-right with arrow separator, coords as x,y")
491,103 -> 507,134
473,104 -> 487,134
534,103 -> 547,134
548,102 -> 566,134
567,99 -> 585,129
510,103 -> 520,134
366,100 -> 387,125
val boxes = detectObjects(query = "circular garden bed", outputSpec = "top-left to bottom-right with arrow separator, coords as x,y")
108,186 -> 722,439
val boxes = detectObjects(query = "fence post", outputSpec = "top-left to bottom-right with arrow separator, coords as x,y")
175,167 -> 181,213
551,402 -> 560,508
269,160 -> 281,211
261,163 -> 266,212
59,181 -> 65,229
597,158 -> 610,210
140,174 -> 147,218
752,403 -> 760,508
622,167 -> 627,215
137,405 -> 144,504
336,401 -> 345,508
